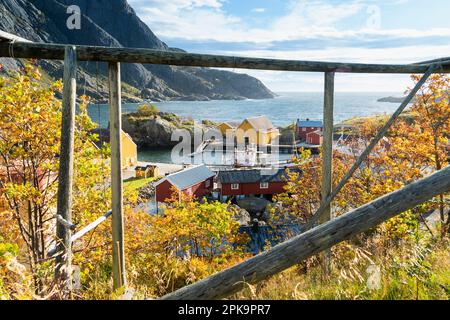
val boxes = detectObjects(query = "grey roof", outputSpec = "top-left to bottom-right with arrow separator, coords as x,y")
154,165 -> 215,190
245,116 -> 275,131
217,168 -> 301,184
297,120 -> 323,128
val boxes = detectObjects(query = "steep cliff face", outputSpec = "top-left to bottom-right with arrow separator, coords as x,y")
0,0 -> 275,101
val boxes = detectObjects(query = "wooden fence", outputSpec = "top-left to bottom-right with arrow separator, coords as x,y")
0,30 -> 449,298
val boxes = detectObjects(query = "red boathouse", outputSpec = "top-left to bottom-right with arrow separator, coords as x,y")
306,130 -> 323,146
216,167 -> 301,200
154,164 -> 215,203
296,119 -> 323,141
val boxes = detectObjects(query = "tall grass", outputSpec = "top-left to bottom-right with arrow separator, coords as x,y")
232,238 -> 449,300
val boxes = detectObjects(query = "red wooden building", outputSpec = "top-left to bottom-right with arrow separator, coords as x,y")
296,119 -> 323,141
154,164 -> 215,203
306,130 -> 323,145
216,167 -> 301,200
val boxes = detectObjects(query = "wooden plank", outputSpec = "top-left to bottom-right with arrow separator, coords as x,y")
302,65 -> 436,231
108,62 -> 126,290
0,42 -> 448,74
48,210 -> 113,258
70,210 -> 112,242
0,30 -> 32,43
320,72 -> 335,223
55,46 -> 77,294
320,72 -> 334,273
413,56 -> 450,67
161,165 -> 450,300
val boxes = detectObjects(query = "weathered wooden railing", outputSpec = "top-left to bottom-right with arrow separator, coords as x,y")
48,210 -> 112,257
0,30 -> 449,297
161,166 -> 450,299
1,41 -> 449,73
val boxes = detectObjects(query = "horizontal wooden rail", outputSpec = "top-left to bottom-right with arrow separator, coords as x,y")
48,210 -> 112,257
71,210 -> 112,242
0,30 -> 32,43
0,41 -> 449,74
161,166 -> 450,300
413,56 -> 450,67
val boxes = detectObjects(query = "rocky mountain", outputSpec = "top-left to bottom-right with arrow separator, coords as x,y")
0,0 -> 274,102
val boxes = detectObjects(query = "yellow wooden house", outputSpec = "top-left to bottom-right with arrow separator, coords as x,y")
121,131 -> 138,169
218,122 -> 237,136
235,116 -> 279,147
92,129 -> 137,169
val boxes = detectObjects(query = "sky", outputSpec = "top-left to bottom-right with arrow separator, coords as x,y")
127,0 -> 450,93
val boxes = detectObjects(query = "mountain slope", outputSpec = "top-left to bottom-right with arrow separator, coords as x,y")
0,0 -> 274,102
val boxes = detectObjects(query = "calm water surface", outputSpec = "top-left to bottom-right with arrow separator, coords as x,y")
87,91 -> 402,163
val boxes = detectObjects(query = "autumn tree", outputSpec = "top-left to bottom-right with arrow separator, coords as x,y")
149,191 -> 246,259
0,65 -> 110,295
276,75 -> 449,238
410,74 -> 450,229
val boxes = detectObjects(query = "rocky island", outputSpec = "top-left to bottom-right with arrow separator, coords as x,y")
377,95 -> 413,103
122,105 -> 214,148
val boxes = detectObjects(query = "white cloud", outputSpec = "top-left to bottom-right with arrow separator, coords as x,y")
127,0 -> 450,92
219,44 -> 450,64
213,43 -> 450,92
130,0 -> 224,10
131,0 -> 369,43
251,8 -> 266,13
129,0 -> 450,43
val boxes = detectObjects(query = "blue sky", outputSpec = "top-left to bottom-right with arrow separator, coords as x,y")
128,0 -> 450,92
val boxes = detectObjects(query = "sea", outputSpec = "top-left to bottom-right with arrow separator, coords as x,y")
87,91 -> 403,163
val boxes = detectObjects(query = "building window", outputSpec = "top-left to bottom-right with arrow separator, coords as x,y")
260,182 -> 269,189
302,127 -> 306,132
205,179 -> 210,188
231,183 -> 239,190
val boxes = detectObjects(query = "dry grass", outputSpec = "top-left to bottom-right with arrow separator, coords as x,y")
231,240 -> 449,300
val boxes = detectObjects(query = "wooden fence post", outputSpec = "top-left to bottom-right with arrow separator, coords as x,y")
320,72 -> 335,273
108,62 -> 127,290
55,46 -> 77,295
302,65 -> 436,232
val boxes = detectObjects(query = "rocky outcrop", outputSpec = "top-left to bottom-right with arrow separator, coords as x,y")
122,114 -> 179,148
228,204 -> 251,226
377,96 -> 412,103
237,197 -> 271,215
137,182 -> 156,204
0,0 -> 275,102
121,109 -> 207,147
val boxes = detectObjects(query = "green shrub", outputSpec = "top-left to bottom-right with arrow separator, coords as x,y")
137,104 -> 159,116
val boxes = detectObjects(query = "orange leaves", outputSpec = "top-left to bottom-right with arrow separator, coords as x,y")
275,74 -> 449,239
148,194 -> 244,259
0,65 -> 112,295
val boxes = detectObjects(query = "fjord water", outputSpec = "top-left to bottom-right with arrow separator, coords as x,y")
88,91 -> 402,163
88,92 -> 402,128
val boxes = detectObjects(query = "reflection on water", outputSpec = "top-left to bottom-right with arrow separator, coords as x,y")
138,148 -> 174,163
